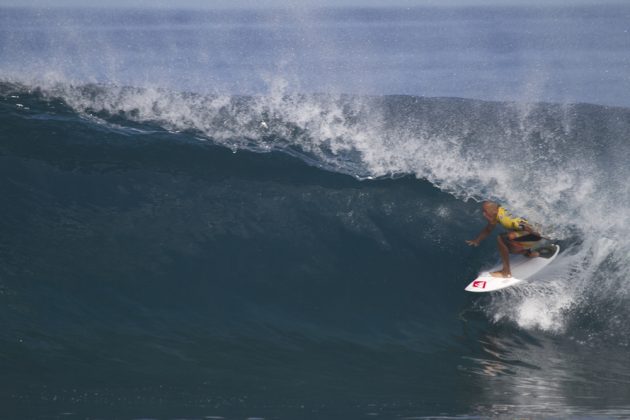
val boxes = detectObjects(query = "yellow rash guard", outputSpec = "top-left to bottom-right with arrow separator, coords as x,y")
496,207 -> 528,231
496,206 -> 542,251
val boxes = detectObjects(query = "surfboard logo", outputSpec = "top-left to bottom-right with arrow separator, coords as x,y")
472,280 -> 486,289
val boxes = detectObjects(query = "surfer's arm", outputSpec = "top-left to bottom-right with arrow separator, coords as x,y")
466,222 -> 496,246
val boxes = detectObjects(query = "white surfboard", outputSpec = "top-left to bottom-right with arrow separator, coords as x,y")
465,244 -> 560,292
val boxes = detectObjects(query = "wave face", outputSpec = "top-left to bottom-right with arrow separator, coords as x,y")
2,82 -> 630,418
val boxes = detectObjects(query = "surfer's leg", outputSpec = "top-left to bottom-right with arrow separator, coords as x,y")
510,232 -> 543,257
524,249 -> 540,258
491,234 -> 512,278
501,231 -> 542,258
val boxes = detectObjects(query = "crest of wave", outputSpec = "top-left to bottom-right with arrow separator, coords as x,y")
35,78 -> 382,175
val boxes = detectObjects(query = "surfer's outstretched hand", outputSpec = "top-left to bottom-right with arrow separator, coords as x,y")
466,239 -> 480,247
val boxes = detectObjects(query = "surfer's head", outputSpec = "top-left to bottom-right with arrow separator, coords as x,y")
482,201 -> 499,222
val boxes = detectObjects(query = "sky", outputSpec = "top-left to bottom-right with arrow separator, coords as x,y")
0,0 -> 619,8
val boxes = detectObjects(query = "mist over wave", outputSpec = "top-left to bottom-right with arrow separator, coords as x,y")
2,5 -> 629,105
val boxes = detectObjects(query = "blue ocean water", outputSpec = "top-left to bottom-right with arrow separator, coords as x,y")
1,5 -> 630,420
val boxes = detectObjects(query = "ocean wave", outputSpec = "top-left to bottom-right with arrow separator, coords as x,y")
2,80 -> 630,344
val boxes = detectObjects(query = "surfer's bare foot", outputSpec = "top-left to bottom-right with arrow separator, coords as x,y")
490,270 -> 512,278
525,250 -> 540,258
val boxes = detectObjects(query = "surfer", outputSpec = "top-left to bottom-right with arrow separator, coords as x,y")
465,201 -> 542,278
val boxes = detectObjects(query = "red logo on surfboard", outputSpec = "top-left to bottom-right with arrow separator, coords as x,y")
472,280 -> 486,289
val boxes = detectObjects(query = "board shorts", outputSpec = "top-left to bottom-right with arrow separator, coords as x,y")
500,231 -> 542,253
